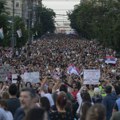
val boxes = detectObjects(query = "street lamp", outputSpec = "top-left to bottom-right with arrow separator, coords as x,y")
28,0 -> 33,44
12,0 -> 15,51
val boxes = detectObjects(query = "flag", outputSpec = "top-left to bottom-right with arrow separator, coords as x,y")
105,56 -> 117,64
17,29 -> 22,38
67,64 -> 79,75
0,28 -> 4,39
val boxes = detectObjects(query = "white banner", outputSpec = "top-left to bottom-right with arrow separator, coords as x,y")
17,29 -> 22,38
83,69 -> 100,84
23,72 -> 40,83
0,65 -> 13,81
0,28 -> 4,39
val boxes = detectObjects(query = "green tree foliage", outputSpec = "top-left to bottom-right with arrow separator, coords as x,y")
68,0 -> 120,51
14,17 -> 28,48
0,0 -> 6,14
0,0 -> 27,47
0,1 -> 55,47
0,0 -> 10,46
33,5 -> 55,38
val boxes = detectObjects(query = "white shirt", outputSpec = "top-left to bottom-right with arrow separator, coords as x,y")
0,108 -> 7,120
0,108 -> 13,120
5,111 -> 13,120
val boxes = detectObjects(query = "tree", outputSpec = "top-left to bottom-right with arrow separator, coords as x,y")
0,0 -> 10,46
68,0 -> 120,51
33,5 -> 56,38
0,0 -> 6,14
14,16 -> 28,48
0,1 -> 55,47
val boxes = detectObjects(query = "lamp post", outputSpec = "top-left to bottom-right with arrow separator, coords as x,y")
12,0 -> 15,51
28,0 -> 33,44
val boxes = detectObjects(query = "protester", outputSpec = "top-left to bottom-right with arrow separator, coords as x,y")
49,91 -> 74,120
110,111 -> 120,120
7,84 -> 20,116
0,34 -> 119,120
102,85 -> 117,120
92,87 -> 102,103
25,108 -> 48,120
0,99 -> 13,120
79,102 -> 92,120
14,88 -> 37,120
113,84 -> 120,112
40,97 -> 50,112
86,104 -> 106,120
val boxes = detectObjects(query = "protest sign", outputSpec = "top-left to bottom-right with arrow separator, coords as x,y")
0,65 -> 13,81
83,69 -> 100,84
0,28 -> 4,39
17,29 -> 22,38
23,72 -> 40,83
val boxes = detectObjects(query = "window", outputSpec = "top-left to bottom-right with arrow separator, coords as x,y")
16,2 -> 20,8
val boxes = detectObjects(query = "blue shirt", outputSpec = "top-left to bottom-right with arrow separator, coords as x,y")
102,92 -> 117,120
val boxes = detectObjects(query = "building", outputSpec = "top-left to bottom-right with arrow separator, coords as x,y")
43,0 -> 80,33
5,0 -> 23,17
5,0 -> 42,18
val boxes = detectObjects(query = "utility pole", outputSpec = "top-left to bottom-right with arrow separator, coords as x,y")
28,0 -> 33,44
12,0 -> 15,51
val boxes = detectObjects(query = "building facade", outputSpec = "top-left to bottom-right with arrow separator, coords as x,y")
5,0 -> 42,18
5,0 -> 23,17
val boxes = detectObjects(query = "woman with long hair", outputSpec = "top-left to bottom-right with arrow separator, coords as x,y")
86,104 -> 106,120
49,91 -> 74,120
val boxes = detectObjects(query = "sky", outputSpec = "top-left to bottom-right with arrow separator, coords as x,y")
42,0 -> 80,32
42,0 -> 80,14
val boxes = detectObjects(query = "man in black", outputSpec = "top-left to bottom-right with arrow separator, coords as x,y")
7,84 -> 20,116
14,88 -> 37,120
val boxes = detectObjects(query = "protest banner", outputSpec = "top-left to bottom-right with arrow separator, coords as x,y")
16,29 -> 22,38
23,72 -> 40,83
0,65 -> 13,81
0,28 -> 4,39
83,69 -> 100,84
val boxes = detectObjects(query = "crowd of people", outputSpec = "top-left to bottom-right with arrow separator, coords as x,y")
0,34 -> 120,120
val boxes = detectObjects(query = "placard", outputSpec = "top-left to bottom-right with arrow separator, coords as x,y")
23,72 -> 40,83
0,65 -> 13,81
83,69 -> 100,84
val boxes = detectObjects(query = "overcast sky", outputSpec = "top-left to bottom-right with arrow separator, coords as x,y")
42,0 -> 80,14
42,0 -> 80,31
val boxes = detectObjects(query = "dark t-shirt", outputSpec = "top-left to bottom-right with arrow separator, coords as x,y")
7,98 -> 20,116
49,111 -> 74,120
114,102 -> 118,111
110,112 -> 120,120
14,107 -> 25,120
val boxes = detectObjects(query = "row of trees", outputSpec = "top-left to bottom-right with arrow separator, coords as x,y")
33,6 -> 55,39
68,0 -> 120,51
0,0 -> 55,47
